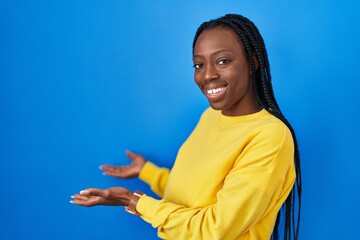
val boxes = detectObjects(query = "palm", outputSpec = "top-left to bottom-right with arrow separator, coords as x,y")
71,187 -> 132,207
100,151 -> 146,179
79,195 -> 109,206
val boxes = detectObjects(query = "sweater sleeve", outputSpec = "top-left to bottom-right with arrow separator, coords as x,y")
136,124 -> 296,240
138,161 -> 170,197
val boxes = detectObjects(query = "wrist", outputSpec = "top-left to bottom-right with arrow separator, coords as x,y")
125,190 -> 133,206
137,161 -> 147,177
125,190 -> 144,216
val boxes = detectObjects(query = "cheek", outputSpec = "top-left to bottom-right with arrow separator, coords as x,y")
194,72 -> 202,85
229,66 -> 250,85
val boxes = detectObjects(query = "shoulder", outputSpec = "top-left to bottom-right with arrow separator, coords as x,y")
239,112 -> 295,174
257,113 -> 293,143
245,112 -> 295,161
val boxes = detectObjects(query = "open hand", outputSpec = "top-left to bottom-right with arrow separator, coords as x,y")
99,150 -> 146,179
70,187 -> 132,207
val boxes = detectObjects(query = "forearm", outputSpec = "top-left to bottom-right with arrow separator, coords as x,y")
135,165 -> 293,239
139,162 -> 170,197
136,184 -> 276,240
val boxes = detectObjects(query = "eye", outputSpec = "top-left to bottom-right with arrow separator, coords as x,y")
193,63 -> 204,69
218,59 -> 231,65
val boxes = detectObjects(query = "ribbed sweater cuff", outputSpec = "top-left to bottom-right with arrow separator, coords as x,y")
139,161 -> 160,184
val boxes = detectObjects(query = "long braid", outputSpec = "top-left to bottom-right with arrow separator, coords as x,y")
193,14 -> 302,240
225,14 -> 280,112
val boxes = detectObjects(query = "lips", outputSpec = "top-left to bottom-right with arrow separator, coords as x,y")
203,84 -> 228,101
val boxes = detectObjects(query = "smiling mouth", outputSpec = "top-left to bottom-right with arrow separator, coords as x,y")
206,87 -> 225,95
203,85 -> 227,100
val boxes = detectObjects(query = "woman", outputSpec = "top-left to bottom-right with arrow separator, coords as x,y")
71,14 -> 301,240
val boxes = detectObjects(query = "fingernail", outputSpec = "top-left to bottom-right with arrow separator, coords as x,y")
69,200 -> 74,204
80,190 -> 84,194
70,195 -> 74,198
99,165 -> 103,170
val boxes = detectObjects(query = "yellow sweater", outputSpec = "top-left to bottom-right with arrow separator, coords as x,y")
137,108 -> 295,240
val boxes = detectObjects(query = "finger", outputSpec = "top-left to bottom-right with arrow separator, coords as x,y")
125,150 -> 137,161
80,188 -> 103,197
103,166 -> 131,177
103,170 -> 124,177
100,165 -> 130,177
70,194 -> 94,206
70,198 -> 96,207
71,194 -> 91,201
101,165 -> 125,173
99,164 -> 117,171
100,165 -> 119,175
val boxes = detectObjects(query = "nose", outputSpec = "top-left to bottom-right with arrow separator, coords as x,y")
204,64 -> 220,82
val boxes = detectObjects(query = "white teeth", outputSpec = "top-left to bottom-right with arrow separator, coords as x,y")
206,87 -> 224,95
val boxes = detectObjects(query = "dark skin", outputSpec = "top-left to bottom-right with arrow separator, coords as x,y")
193,27 -> 261,116
70,27 -> 260,207
70,151 -> 146,207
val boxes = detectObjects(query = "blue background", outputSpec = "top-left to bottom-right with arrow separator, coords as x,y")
1,0 -> 359,239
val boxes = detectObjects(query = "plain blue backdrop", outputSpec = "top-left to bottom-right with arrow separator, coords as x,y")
1,0 -> 360,239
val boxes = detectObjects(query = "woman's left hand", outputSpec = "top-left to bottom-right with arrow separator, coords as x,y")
70,187 -> 132,207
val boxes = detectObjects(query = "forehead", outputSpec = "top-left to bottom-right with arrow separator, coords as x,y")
193,27 -> 244,56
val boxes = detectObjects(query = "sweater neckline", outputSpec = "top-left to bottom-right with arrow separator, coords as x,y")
217,109 -> 268,123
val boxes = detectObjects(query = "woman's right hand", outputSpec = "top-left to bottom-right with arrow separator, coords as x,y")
100,150 -> 147,179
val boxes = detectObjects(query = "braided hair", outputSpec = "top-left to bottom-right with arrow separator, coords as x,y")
192,14 -> 302,240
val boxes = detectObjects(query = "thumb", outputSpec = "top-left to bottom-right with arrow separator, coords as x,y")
125,150 -> 137,160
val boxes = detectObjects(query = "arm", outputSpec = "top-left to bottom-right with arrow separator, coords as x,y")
100,151 -> 170,197
138,161 -> 170,197
136,124 -> 296,239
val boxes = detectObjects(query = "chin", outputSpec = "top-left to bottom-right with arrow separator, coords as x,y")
208,102 -> 224,111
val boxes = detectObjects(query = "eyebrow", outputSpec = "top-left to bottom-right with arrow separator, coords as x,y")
193,49 -> 232,58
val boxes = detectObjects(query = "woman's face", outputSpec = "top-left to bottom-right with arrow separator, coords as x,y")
193,27 -> 260,116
